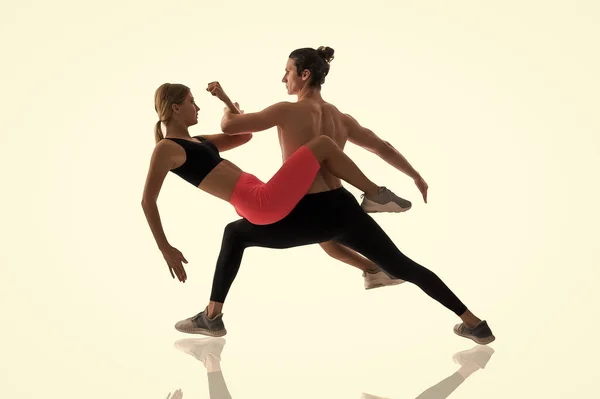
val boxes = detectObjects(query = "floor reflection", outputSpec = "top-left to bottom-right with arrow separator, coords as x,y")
169,338 -> 494,399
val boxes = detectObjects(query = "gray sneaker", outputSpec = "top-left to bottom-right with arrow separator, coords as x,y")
360,187 -> 412,213
453,320 -> 495,345
174,307 -> 227,337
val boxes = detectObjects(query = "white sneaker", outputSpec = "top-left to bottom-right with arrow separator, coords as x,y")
363,268 -> 405,290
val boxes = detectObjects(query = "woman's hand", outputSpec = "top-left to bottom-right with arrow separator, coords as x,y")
160,245 -> 188,282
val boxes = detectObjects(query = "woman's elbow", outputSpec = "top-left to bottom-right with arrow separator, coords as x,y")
141,197 -> 156,209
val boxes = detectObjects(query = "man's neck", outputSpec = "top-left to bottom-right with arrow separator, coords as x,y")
297,86 -> 324,102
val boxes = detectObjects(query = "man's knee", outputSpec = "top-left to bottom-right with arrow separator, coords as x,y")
222,220 -> 249,247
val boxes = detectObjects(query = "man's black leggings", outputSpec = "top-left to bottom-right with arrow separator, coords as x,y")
209,187 -> 468,316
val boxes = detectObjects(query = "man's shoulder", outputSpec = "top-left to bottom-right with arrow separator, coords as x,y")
342,112 -> 358,123
271,100 -> 296,109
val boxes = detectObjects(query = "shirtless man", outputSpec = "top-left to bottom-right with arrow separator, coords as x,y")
173,46 -> 495,345
280,49 -> 430,291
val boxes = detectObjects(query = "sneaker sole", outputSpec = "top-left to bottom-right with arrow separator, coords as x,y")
361,204 -> 412,213
453,326 -> 495,345
175,325 -> 227,337
365,279 -> 405,290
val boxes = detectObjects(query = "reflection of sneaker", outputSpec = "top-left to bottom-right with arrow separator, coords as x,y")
174,338 -> 226,367
363,269 -> 405,290
361,393 -> 390,399
360,187 -> 412,213
453,320 -> 495,345
452,345 -> 495,369
174,307 -> 227,337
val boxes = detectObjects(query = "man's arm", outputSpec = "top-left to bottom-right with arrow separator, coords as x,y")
220,102 -> 294,135
206,81 -> 294,135
314,114 -> 431,278
345,114 -> 422,180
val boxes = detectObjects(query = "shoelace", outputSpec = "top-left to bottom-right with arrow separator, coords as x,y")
191,312 -> 203,322
361,187 -> 388,201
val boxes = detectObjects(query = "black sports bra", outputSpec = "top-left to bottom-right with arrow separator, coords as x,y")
165,136 -> 224,186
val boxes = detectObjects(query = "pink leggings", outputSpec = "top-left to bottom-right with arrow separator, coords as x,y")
229,145 -> 321,225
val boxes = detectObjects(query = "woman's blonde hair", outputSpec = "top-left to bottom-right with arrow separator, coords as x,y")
153,83 -> 190,143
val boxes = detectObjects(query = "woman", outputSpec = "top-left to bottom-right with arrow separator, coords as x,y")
141,82 -> 408,283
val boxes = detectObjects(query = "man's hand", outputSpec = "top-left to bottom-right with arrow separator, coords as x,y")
414,175 -> 428,203
206,81 -> 230,102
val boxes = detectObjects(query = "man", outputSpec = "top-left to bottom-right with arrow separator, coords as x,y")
174,46 -> 495,346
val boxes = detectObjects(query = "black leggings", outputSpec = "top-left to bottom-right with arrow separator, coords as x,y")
209,187 -> 468,316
